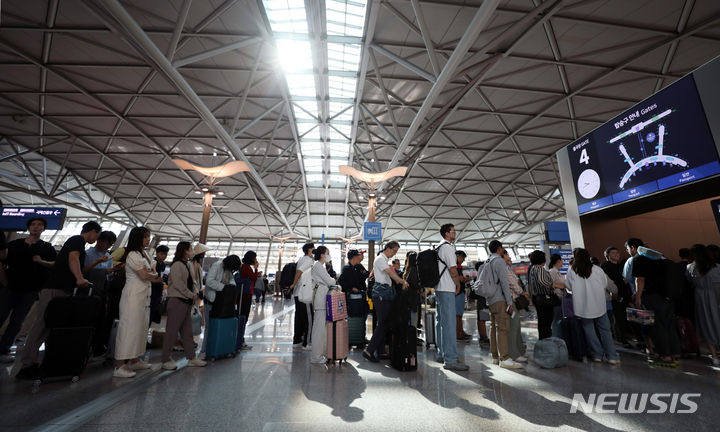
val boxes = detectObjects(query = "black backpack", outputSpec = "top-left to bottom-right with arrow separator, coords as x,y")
210,284 -> 239,318
658,259 -> 690,300
280,262 -> 297,288
416,243 -> 450,287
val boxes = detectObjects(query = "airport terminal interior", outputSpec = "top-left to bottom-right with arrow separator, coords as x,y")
2,0 -> 720,431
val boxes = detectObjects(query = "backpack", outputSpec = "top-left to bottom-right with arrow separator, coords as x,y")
472,257 -> 501,298
416,243 -> 450,287
280,262 -> 297,288
297,264 -> 315,304
637,247 -> 688,299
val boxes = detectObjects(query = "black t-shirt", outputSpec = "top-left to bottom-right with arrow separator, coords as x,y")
601,260 -> 632,299
48,235 -> 87,292
6,238 -> 57,292
338,263 -> 368,294
631,255 -> 660,295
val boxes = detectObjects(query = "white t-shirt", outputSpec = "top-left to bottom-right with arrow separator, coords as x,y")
293,255 -> 314,296
435,241 -> 457,292
566,265 -> 609,319
373,254 -> 392,286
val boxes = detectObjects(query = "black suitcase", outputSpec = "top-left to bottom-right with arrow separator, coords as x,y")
391,325 -> 418,371
40,288 -> 102,382
210,284 -> 239,318
347,292 -> 367,317
560,317 -> 588,362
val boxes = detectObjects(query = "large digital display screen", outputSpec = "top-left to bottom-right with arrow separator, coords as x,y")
567,76 -> 720,214
0,207 -> 67,230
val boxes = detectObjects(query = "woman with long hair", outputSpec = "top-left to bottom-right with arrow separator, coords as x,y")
566,248 -> 619,365
235,250 -> 259,351
309,245 -> 337,363
403,252 -> 422,329
161,242 -> 207,369
504,252 -> 527,362
689,244 -> 720,366
113,227 -> 162,378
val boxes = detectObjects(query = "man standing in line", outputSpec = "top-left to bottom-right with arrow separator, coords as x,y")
486,240 -> 523,369
290,243 -> 314,350
600,246 -> 631,347
434,224 -> 469,371
0,217 -> 56,363
83,230 -> 118,356
16,221 -> 102,380
454,250 -> 472,343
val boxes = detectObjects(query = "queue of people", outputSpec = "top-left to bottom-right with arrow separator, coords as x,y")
3,217 -> 719,384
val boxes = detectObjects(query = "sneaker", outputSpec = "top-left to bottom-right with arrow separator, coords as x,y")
302,345 -> 312,351
514,356 -> 528,363
478,337 -> 490,344
15,364 -> 40,380
172,345 -> 184,352
711,357 -> 720,367
435,356 -> 444,364
607,359 -> 621,366
188,358 -> 207,367
162,360 -> 178,370
592,358 -> 602,363
239,344 -> 253,351
113,365 -> 137,378
443,362 -> 469,371
492,358 -> 499,365
0,354 -> 15,363
500,359 -> 523,369
129,359 -> 152,370
310,355 -> 328,364
292,343 -> 303,348
362,350 -> 379,363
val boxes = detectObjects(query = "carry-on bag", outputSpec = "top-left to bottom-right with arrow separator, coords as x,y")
206,317 -> 238,359
677,317 -> 700,356
391,324 -> 417,371
423,290 -> 437,349
326,288 -> 349,322
40,286 -> 102,383
326,319 -> 349,364
626,307 -> 655,325
347,292 -> 367,317
209,284 -> 239,318
347,316 -> 366,348
533,337 -> 568,368
560,317 -> 587,362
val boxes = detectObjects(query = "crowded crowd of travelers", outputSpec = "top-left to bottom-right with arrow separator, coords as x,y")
1,218 -> 719,382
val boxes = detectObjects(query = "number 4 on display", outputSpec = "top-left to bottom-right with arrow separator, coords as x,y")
579,148 -> 589,165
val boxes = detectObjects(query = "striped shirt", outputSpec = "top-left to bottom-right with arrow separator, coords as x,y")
528,265 -> 554,296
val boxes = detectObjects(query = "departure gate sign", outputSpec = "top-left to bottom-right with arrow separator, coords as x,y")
0,207 -> 67,230
363,222 -> 382,242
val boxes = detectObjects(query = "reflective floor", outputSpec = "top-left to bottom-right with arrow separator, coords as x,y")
2,298 -> 719,432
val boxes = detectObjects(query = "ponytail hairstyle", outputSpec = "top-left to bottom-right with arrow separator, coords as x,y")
313,246 -> 328,261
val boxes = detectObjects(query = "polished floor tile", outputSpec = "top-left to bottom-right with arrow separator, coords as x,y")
2,298 -> 719,432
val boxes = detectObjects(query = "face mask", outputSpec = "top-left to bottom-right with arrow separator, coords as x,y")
324,254 -> 331,262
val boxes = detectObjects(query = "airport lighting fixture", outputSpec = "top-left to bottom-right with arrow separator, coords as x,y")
173,158 -> 250,243
267,233 -> 299,277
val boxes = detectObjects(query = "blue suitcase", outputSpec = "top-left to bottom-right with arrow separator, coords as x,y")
206,317 -> 238,359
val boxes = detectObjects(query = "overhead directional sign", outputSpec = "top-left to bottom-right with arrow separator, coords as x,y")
0,207 -> 67,230
363,222 -> 382,242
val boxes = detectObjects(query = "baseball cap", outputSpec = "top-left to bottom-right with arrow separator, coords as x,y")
347,249 -> 366,260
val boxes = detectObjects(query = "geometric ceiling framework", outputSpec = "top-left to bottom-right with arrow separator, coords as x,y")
1,0 -> 719,246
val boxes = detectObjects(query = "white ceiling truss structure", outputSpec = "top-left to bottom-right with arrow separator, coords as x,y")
0,0 -> 719,246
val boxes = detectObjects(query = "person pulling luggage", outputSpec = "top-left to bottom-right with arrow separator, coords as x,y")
310,246 -> 337,364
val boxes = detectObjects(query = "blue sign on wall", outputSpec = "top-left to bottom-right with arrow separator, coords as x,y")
0,207 -> 67,231
550,248 -> 573,275
363,222 -> 382,242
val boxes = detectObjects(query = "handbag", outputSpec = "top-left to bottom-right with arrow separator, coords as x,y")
372,282 -> 396,302
514,295 -> 530,311
191,305 -> 202,336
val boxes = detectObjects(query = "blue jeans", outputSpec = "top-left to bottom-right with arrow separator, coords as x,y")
435,291 -> 459,364
581,314 -> 618,361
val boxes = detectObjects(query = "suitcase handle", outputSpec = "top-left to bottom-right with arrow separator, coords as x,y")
73,283 -> 94,297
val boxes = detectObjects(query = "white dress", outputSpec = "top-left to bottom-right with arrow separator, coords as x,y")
115,251 -> 153,360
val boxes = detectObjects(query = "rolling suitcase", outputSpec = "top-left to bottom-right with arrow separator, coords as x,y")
677,317 -> 700,356
105,319 -> 119,362
326,319 -> 349,364
347,316 -> 366,348
560,317 -> 587,362
206,317 -> 238,360
391,325 -> 418,371
40,287 -> 102,383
